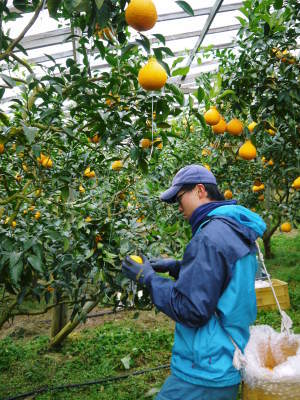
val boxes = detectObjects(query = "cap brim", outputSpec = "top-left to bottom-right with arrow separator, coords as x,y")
160,185 -> 182,203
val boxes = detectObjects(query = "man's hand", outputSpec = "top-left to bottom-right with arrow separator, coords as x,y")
150,258 -> 181,279
122,255 -> 155,286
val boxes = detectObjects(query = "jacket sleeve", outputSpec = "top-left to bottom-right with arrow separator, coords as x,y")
144,234 -> 232,328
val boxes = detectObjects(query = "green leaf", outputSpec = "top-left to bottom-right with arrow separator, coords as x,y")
195,87 -> 205,103
121,43 -> 138,57
10,252 -> 22,268
47,0 -> 62,17
137,34 -> 151,53
28,255 -> 43,273
10,260 -> 23,286
158,47 -> 174,57
23,125 -> 37,144
1,74 -> 16,88
165,83 -> 184,106
153,34 -> 165,46
274,0 -> 283,9
95,0 -> 104,9
175,1 -> 194,16
0,112 -> 10,126
172,66 -> 190,77
63,237 -> 70,252
61,186 -> 70,202
172,56 -> 184,69
24,238 -> 36,251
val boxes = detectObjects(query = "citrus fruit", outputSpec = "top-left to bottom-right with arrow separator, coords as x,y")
267,129 -> 276,136
79,185 -> 85,193
125,0 -> 157,32
238,140 -> 257,160
140,138 -> 151,149
112,160 -> 123,171
92,134 -> 100,143
11,220 -> 17,228
291,176 -> 300,190
280,222 -> 292,233
0,143 -> 4,154
248,121 -> 257,133
204,107 -> 221,126
130,255 -> 143,264
227,119 -> 244,136
252,184 -> 265,193
258,194 -> 264,201
267,159 -> 274,166
212,118 -> 227,134
34,211 -> 41,220
224,190 -> 233,200
42,157 -> 53,168
138,57 -> 167,91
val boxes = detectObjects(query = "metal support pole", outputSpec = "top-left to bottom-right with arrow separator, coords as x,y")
179,0 -> 224,85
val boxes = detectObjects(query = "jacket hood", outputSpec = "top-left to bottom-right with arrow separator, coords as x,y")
208,205 -> 266,240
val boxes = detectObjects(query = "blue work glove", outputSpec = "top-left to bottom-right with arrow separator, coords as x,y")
150,258 -> 181,279
122,255 -> 155,286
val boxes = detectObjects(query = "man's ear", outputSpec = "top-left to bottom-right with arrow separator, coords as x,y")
196,184 -> 207,198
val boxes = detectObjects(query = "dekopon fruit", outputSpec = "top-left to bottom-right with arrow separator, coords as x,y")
125,0 -> 157,32
227,118 -> 244,136
138,57 -> 167,91
204,107 -> 221,126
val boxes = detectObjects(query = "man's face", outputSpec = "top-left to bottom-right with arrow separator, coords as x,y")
176,184 -> 210,220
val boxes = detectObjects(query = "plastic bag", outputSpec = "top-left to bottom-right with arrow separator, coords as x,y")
242,325 -> 300,399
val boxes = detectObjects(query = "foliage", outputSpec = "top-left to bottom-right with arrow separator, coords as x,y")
0,232 -> 299,399
0,0 -> 187,329
192,0 -> 299,257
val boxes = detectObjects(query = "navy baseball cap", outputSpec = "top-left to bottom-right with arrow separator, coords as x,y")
160,164 -> 217,203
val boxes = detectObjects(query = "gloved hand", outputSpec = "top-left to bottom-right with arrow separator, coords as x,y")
150,258 -> 181,279
122,255 -> 155,286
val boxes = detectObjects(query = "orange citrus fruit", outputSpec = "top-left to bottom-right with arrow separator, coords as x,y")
204,107 -> 221,126
227,119 -> 244,136
0,143 -> 4,154
224,190 -> 233,200
34,211 -> 41,220
238,140 -> 257,160
248,122 -> 257,133
291,176 -> 300,190
212,118 -> 227,134
112,160 -> 123,171
280,222 -> 292,233
138,57 -> 167,91
140,138 -> 151,149
125,0 -> 157,31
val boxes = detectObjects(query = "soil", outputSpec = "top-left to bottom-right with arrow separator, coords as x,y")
0,307 -> 174,341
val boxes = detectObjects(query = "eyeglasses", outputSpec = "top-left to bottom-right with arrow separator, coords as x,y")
176,191 -> 187,205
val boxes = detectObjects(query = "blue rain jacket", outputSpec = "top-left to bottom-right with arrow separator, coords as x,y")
145,205 -> 266,388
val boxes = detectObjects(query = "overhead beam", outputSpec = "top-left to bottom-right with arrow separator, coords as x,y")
180,0 -> 224,84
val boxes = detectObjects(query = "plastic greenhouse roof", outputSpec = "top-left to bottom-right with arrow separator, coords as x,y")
1,0 -> 244,103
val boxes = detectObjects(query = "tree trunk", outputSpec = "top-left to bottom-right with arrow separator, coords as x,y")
263,234 -> 273,259
50,292 -> 68,338
49,300 -> 98,349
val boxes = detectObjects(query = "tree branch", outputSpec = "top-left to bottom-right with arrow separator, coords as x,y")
0,0 -> 45,62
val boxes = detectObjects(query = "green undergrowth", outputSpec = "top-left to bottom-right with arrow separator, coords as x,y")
0,233 -> 299,400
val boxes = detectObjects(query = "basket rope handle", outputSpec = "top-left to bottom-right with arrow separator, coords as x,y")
255,240 -> 293,335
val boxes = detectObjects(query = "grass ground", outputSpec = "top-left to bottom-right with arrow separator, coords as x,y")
0,232 -> 299,400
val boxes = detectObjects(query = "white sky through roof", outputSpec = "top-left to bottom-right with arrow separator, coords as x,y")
1,1 -> 244,104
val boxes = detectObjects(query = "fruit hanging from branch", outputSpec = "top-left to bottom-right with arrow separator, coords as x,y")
138,57 -> 167,91
125,0 -> 158,32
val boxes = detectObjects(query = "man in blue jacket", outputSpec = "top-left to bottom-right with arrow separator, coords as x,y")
122,164 -> 266,400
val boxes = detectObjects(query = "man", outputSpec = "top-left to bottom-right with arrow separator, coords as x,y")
122,164 -> 266,400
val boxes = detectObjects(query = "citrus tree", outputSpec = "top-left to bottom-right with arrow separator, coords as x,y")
190,0 -> 299,258
0,0 -> 192,344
